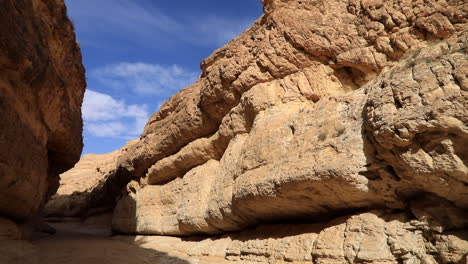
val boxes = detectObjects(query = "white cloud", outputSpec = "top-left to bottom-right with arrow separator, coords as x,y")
82,89 -> 150,138
91,62 -> 198,95
86,122 -> 127,138
83,62 -> 193,139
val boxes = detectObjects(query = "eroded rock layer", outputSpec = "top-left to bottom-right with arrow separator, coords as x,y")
0,0 -> 85,225
45,140 -> 137,219
110,0 -> 468,236
133,210 -> 468,264
110,32 -> 468,237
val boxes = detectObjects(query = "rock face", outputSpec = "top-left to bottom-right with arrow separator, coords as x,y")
111,0 -> 468,235
47,0 -> 467,262
134,210 -> 468,264
45,140 -> 137,219
0,0 -> 85,224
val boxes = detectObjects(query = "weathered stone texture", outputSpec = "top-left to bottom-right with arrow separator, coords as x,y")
133,211 -> 468,264
0,0 -> 85,221
110,0 -> 467,236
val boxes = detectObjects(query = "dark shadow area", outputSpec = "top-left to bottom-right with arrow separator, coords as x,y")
37,181 -> 191,264
44,166 -> 134,221
25,218 -> 192,264
0,217 -> 192,264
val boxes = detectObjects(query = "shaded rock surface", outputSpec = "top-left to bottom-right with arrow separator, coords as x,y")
134,210 -> 468,264
0,0 -> 85,224
0,217 -> 209,264
45,140 -> 137,219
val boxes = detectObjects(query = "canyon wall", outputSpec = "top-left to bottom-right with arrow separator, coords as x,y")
110,0 -> 468,235
0,0 -> 85,236
46,0 -> 467,262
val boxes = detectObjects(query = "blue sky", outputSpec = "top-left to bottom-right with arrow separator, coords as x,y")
65,0 -> 263,154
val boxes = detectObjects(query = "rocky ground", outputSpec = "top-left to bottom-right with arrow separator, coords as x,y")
2,209 -> 467,264
1,219 -> 223,264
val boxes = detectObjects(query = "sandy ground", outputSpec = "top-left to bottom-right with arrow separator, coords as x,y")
0,219 -> 228,264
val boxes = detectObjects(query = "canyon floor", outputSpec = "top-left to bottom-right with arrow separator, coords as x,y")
3,219 -> 228,264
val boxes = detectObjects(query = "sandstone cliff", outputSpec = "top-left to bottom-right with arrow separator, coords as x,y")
111,0 -> 468,235
0,0 -> 85,235
46,0 -> 467,262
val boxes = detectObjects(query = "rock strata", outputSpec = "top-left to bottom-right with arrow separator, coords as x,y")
110,0 -> 468,236
132,210 -> 468,264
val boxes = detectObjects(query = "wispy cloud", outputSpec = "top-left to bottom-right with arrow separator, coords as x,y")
192,17 -> 253,46
84,62 -> 195,139
82,89 -> 150,138
91,62 -> 198,96
87,122 -> 128,138
66,0 -> 256,48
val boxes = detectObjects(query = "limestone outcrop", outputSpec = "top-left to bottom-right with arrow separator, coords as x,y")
110,33 -> 468,238
133,210 -> 468,264
110,0 -> 467,236
0,0 -> 85,226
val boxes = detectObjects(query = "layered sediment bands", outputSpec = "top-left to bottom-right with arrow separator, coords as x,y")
110,0 -> 467,236
366,34 -> 468,208
112,32 -> 468,236
0,0 -> 85,221
134,210 -> 468,264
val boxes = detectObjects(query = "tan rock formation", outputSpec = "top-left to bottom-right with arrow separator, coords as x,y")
4,209 -> 467,264
111,33 -> 468,238
0,0 -> 85,222
132,210 -> 468,264
110,0 -> 467,236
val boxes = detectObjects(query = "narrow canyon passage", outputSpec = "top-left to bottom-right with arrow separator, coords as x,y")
34,228 -> 195,264
0,0 -> 467,263
3,219 -> 228,264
